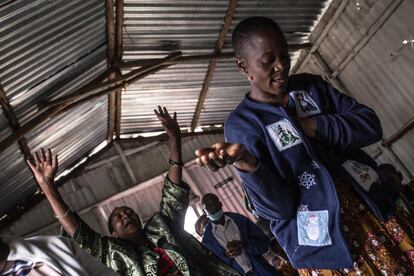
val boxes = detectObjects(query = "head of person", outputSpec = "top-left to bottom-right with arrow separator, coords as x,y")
107,206 -> 142,240
232,17 -> 291,101
201,193 -> 224,222
378,164 -> 403,190
195,214 -> 209,237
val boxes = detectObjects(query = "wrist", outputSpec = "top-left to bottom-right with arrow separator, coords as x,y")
233,152 -> 257,172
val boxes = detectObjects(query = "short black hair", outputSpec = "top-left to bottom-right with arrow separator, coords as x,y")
232,16 -> 285,58
201,193 -> 219,205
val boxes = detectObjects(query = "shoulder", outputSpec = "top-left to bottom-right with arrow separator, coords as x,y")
288,73 -> 324,90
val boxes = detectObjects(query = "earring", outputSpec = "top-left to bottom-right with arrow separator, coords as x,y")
248,75 -> 253,81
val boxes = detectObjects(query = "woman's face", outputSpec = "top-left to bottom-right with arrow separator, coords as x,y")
238,27 -> 291,101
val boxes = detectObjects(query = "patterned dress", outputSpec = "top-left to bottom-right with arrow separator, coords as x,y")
298,176 -> 414,276
67,177 -> 241,276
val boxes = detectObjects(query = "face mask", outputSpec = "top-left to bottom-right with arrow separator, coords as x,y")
207,209 -> 224,221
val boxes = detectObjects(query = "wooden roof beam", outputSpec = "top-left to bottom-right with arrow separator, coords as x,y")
106,0 -> 117,143
119,43 -> 312,69
114,0 -> 124,139
0,84 -> 32,159
0,52 -> 182,156
191,0 -> 238,131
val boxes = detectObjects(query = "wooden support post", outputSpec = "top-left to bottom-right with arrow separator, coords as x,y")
114,141 -> 137,184
106,0 -> 116,143
114,0 -> 124,139
191,0 -> 238,131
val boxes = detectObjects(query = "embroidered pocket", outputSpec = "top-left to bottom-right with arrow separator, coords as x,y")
290,90 -> 321,118
297,210 -> 332,246
267,119 -> 302,151
343,160 -> 379,192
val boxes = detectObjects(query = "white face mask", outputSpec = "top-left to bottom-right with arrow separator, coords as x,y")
207,209 -> 224,221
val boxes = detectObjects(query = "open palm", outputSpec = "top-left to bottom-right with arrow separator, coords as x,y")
27,148 -> 58,186
154,106 -> 181,138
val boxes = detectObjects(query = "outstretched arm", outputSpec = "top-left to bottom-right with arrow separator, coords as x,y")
155,107 -> 190,226
27,149 -> 79,236
154,106 -> 184,186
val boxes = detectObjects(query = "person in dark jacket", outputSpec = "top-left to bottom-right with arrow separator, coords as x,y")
195,17 -> 414,275
201,193 -> 280,276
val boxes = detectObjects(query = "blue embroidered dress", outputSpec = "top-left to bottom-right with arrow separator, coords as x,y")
224,73 -> 399,269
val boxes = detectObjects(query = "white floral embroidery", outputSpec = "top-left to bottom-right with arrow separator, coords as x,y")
298,204 -> 309,212
310,160 -> 320,170
298,171 -> 316,189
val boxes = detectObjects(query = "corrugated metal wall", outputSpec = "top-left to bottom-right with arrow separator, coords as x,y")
295,0 -> 414,179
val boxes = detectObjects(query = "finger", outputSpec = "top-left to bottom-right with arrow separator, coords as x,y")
26,158 -> 35,170
46,148 -> 52,165
208,151 -> 226,168
52,153 -> 58,170
163,107 -> 170,117
158,105 -> 164,116
219,149 -> 234,164
34,152 -> 41,165
195,157 -> 205,167
40,148 -> 46,162
195,148 -> 214,157
154,110 -> 167,124
201,155 -> 219,172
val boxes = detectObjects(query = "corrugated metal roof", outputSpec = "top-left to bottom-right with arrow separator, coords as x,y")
121,0 -> 330,133
0,0 -> 107,217
0,0 -> 107,124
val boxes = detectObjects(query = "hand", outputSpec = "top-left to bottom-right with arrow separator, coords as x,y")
27,148 -> 58,189
195,143 -> 257,172
154,106 -> 181,140
296,117 -> 317,138
226,240 -> 244,257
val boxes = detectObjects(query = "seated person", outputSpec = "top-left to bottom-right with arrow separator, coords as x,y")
378,163 -> 414,215
0,235 -> 118,275
26,107 -> 240,276
201,193 -> 280,276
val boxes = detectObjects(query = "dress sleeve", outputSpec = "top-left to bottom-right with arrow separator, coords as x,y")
313,75 -> 383,149
160,176 -> 190,228
65,215 -> 109,264
225,124 -> 297,220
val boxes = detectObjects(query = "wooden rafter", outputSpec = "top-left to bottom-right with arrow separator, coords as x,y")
191,0 -> 238,131
106,0 -> 117,143
114,0 -> 124,139
0,52 -> 182,156
120,43 -> 312,68
0,84 -> 32,159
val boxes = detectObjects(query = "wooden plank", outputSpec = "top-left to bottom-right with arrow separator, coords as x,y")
382,116 -> 414,148
114,0 -> 124,138
44,51 -> 181,109
191,0 -> 238,131
0,52 -> 181,156
120,44 -> 311,68
0,84 -> 32,159
106,0 -> 116,143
